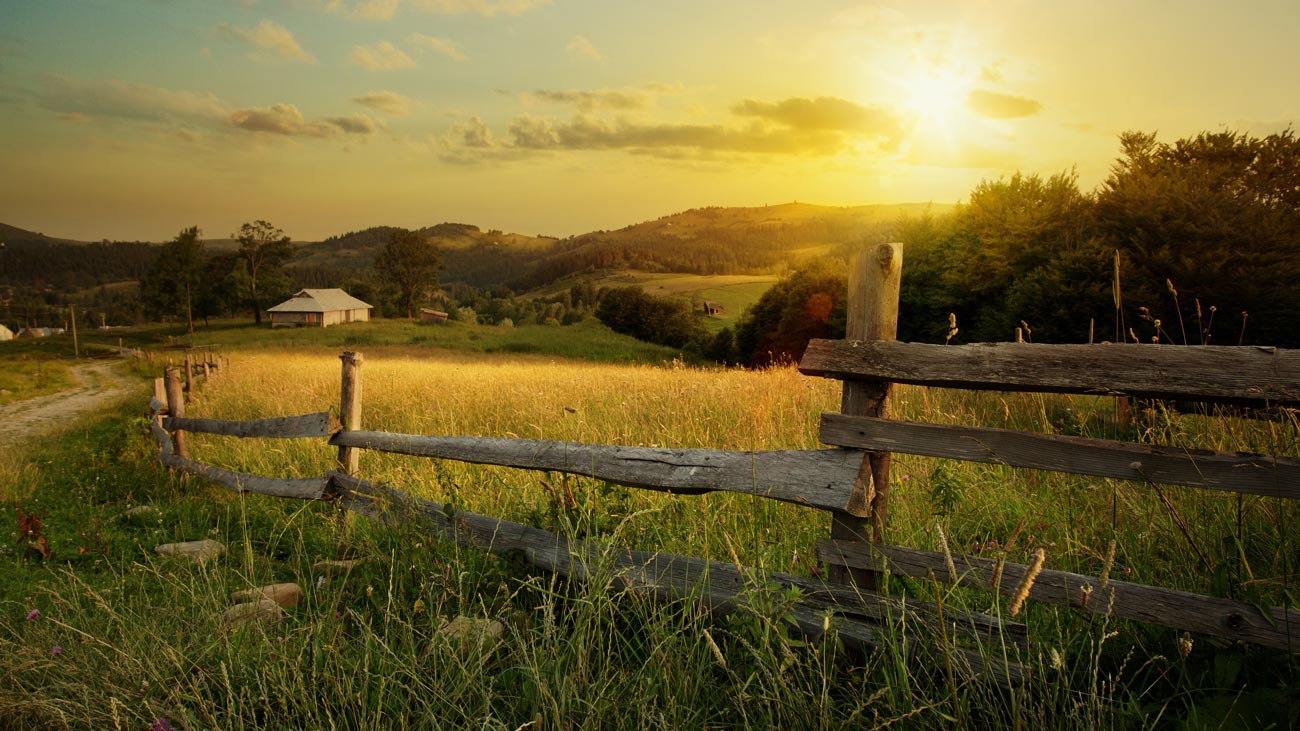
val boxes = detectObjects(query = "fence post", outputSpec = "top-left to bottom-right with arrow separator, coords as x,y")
163,366 -> 189,459
338,351 -> 363,475
831,242 -> 903,589
153,377 -> 167,410
184,352 -> 193,398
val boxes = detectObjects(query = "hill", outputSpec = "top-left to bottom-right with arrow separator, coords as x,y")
287,201 -> 952,291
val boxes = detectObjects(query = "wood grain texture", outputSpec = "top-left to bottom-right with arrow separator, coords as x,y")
159,454 -> 332,500
164,412 -> 340,439
819,413 -> 1300,499
329,431 -> 865,512
800,340 -> 1300,406
329,472 -> 1027,685
817,539 -> 1300,652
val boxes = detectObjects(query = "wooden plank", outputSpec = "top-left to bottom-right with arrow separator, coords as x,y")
820,413 -> 1300,500
164,411 -> 340,439
159,454 -> 332,500
329,431 -> 865,513
329,472 -> 1027,685
800,340 -> 1300,406
150,416 -> 174,457
817,539 -> 1300,653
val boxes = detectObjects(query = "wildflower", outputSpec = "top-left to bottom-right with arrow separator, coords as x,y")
150,717 -> 174,731
1178,632 -> 1193,658
50,646 -> 63,656
26,609 -> 39,620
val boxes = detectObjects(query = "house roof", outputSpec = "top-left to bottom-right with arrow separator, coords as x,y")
267,289 -> 373,313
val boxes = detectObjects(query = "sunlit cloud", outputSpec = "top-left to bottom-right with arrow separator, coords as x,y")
213,19 -> 318,64
505,114 -> 847,156
348,41 -> 416,71
406,33 -> 468,62
353,90 -> 413,116
410,0 -> 551,17
733,96 -> 904,139
565,35 -> 604,61
526,89 -> 644,111
228,103 -> 378,137
966,89 -> 1042,119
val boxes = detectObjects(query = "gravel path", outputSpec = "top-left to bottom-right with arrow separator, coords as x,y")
0,360 -> 136,446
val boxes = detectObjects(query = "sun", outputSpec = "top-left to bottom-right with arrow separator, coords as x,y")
900,67 -> 970,133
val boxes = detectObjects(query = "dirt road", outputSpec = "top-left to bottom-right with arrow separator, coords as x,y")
0,360 -> 137,446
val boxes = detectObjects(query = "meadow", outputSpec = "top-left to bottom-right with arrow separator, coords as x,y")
0,339 -> 1297,729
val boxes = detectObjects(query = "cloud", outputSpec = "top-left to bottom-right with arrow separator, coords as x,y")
732,96 -> 904,142
966,89 -> 1042,119
213,19 -> 317,64
406,33 -> 468,62
324,0 -> 400,19
228,103 -> 378,136
348,41 -> 416,71
410,0 -> 551,16
35,73 -> 228,124
505,114 -> 847,156
526,89 -> 645,111
449,116 -> 495,147
353,90 -> 413,116
565,35 -> 603,61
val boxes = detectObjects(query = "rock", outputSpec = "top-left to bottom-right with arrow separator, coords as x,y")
434,615 -> 505,652
313,559 -> 363,575
155,539 -> 225,563
121,505 -> 158,523
219,599 -> 283,628
231,583 -> 303,609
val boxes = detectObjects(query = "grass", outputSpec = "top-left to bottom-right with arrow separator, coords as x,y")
0,344 -> 1297,729
0,357 -> 74,405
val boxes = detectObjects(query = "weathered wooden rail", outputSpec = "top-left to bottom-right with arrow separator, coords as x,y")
143,242 -> 1300,687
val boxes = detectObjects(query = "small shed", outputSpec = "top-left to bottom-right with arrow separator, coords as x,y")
702,301 -> 725,316
0,324 -> 13,341
267,289 -> 372,328
420,308 -> 449,324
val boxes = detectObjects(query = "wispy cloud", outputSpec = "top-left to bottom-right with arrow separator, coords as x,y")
407,33 -> 468,62
565,35 -> 603,61
35,73 -> 228,124
213,19 -> 317,64
348,41 -> 416,71
325,0 -> 401,19
733,96 -> 904,143
353,90 -> 413,116
966,89 -> 1042,119
506,114 -> 846,156
410,0 -> 551,17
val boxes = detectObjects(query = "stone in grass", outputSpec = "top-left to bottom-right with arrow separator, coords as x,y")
219,599 -> 284,628
121,505 -> 158,520
231,583 -> 303,609
313,559 -> 364,575
155,539 -> 225,563
431,616 -> 505,655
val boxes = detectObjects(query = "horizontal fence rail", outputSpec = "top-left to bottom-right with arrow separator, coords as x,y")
800,340 -> 1300,406
816,539 -> 1300,653
164,412 -> 340,439
329,431 -> 865,512
819,413 -> 1300,499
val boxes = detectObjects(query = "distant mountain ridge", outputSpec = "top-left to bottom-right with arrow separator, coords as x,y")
2,201 -> 953,290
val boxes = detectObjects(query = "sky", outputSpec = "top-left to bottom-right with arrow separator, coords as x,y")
0,0 -> 1297,242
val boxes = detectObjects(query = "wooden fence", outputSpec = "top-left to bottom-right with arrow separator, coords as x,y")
143,243 -> 1300,687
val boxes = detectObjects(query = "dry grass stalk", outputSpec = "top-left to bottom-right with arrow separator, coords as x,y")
934,523 -> 958,583
1099,538 -> 1117,590
1008,548 -> 1046,616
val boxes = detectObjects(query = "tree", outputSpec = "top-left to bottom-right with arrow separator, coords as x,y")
375,229 -> 442,319
140,226 -> 205,334
233,220 -> 295,324
734,261 -> 847,366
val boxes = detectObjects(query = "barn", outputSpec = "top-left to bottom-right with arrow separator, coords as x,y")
267,289 -> 373,328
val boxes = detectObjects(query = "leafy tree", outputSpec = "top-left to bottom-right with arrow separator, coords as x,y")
140,226 -> 205,334
233,220 -> 295,325
595,286 -> 707,348
374,229 -> 442,319
734,261 -> 847,366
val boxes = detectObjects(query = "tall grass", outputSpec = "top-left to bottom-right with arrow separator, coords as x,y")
1,347 -> 1297,729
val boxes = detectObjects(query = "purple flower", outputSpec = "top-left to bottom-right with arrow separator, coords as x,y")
26,609 -> 39,620
150,717 -> 174,731
50,646 -> 63,656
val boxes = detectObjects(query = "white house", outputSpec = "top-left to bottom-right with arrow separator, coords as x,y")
267,289 -> 373,328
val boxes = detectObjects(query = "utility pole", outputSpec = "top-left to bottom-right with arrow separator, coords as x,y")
70,303 -> 79,358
